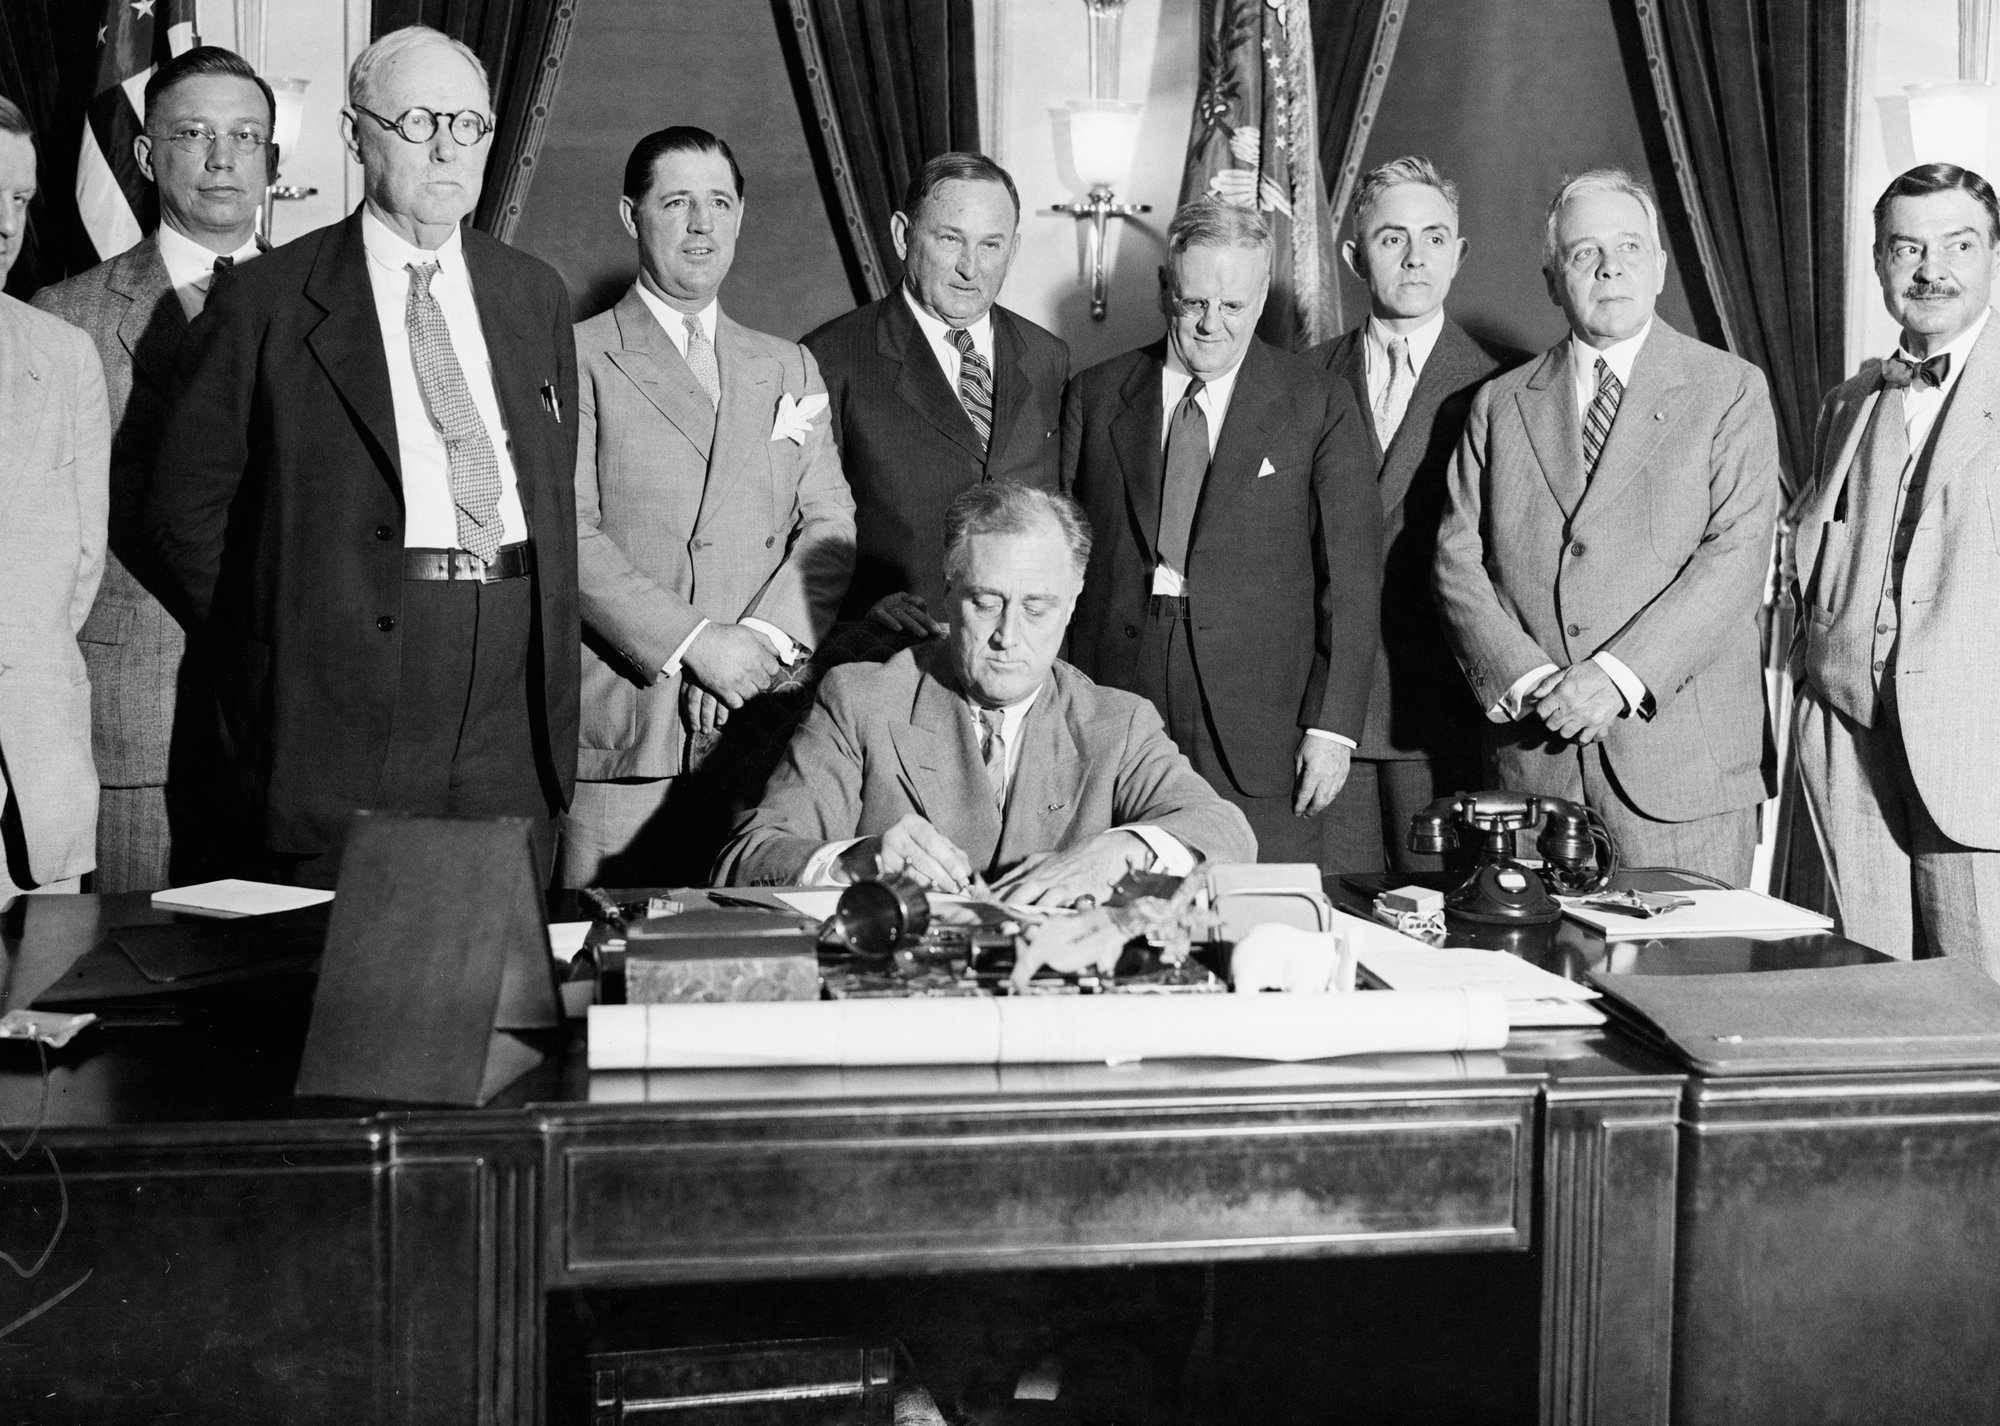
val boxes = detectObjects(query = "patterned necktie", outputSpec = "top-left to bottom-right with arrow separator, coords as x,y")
683,313 -> 721,407
405,261 -> 503,562
1374,336 -> 1412,448
949,326 -> 993,454
977,707 -> 1007,810
1156,379 -> 1209,579
1882,351 -> 1949,389
1582,356 -> 1624,479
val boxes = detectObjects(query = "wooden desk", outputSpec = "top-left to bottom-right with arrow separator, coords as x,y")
0,892 -> 1683,1424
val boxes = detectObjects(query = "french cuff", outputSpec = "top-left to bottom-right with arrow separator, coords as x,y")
1591,651 -> 1653,719
740,617 -> 806,666
1303,728 -> 1357,750
1118,824 -> 1196,877
798,837 -> 866,886
1489,663 -> 1559,723
660,617 -> 712,680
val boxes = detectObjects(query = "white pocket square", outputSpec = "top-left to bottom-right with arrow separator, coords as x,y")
771,391 -> 830,445
1256,456 -> 1276,478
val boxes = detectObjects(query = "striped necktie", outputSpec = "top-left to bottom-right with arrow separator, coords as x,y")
949,326 -> 994,454
1582,357 -> 1623,478
406,261 -> 504,561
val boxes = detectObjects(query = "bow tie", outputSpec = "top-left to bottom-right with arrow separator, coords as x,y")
1882,351 -> 1949,390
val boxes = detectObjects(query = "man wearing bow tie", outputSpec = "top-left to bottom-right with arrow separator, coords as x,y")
1434,169 -> 1779,885
149,26 -> 581,887
34,45 -> 273,890
563,126 -> 854,887
1792,163 -> 2000,964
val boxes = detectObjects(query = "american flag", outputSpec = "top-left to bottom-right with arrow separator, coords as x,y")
77,0 -> 199,263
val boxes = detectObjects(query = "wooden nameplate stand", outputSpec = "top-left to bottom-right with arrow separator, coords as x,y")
295,812 -> 558,1106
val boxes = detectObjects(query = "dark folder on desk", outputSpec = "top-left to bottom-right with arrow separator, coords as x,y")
294,812 -> 558,1106
1589,958 -> 2000,1076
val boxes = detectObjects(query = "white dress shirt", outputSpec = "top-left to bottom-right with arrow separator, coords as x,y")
1361,308 -> 1446,412
1491,321 -> 1654,723
1894,306 -> 1988,452
156,221 -> 262,322
796,682 -> 1195,886
360,209 -> 527,551
629,283 -> 802,679
902,284 -> 994,389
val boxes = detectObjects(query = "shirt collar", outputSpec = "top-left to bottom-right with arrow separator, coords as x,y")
1163,341 -> 1247,408
361,206 -> 466,276
969,682 -> 1043,742
1365,307 -> 1446,376
902,284 -> 992,352
155,221 -> 262,287
1570,318 -> 1653,393
1893,307 -> 1990,397
634,281 -> 718,350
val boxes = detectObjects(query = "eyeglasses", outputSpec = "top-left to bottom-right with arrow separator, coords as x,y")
352,104 -> 494,147
161,124 -> 271,156
1168,297 -> 1251,321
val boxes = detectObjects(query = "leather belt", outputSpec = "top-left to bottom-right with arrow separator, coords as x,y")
1148,593 -> 1190,618
403,543 -> 532,583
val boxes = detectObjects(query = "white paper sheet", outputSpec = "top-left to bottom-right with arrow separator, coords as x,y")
547,922 -> 592,963
149,879 -> 335,917
1559,889 -> 1833,939
587,988 -> 1509,1070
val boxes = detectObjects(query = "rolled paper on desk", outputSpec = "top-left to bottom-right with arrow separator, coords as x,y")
586,989 -> 1509,1070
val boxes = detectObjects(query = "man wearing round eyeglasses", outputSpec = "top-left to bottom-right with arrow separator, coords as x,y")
1063,197 -> 1382,869
149,25 -> 581,888
34,45 -> 275,893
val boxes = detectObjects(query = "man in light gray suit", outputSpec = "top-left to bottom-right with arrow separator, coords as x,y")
1792,163 -> 2000,966
563,126 -> 855,886
33,46 -> 272,891
0,98 -> 111,898
1435,169 -> 1779,885
716,484 -> 1255,904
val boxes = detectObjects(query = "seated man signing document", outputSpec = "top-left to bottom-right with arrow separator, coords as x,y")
713,485 -> 1256,903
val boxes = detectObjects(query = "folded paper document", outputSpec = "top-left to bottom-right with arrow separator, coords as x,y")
1560,888 -> 1831,939
150,879 -> 334,918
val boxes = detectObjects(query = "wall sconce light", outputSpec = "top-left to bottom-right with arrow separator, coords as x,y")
1048,99 -> 1150,322
262,76 -> 317,242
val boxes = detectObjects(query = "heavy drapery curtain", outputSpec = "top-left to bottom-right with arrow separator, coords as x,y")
373,0 -> 581,240
1311,0 -> 1406,243
1634,0 -> 1850,499
0,0 -> 108,296
775,0 -> 979,303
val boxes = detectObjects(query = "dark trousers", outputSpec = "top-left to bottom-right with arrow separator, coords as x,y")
282,575 -> 556,889
1324,750 -> 1488,877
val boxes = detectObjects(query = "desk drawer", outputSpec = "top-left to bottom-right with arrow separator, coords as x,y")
549,1092 -> 1535,1284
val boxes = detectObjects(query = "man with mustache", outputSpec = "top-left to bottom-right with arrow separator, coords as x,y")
34,45 -> 273,890
149,25 -> 581,887
1791,163 -> 2000,966
1434,169 -> 1779,884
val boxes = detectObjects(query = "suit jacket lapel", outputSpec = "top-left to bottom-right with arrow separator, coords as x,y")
304,211 -> 402,489
605,286 -> 715,460
1111,346 -> 1167,564
879,292 -> 986,461
1379,318 -> 1480,513
1575,322 -> 1689,521
1200,340 -> 1285,536
995,683 -> 1089,870
1517,342 -> 1585,517
985,308 -> 1034,470
1920,315 -> 2000,513
0,308 -> 49,497
1329,330 -> 1385,472
696,312 -> 779,533
895,658 -> 1003,865
110,237 -> 185,389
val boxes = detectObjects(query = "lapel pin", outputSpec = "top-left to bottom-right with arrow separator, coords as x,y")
1653,412 -> 1665,421
1045,802 -> 1067,813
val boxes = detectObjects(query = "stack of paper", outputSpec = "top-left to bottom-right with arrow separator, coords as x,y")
1347,920 -> 1603,1029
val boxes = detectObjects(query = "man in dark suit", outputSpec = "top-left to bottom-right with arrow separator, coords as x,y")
34,45 -> 272,891
149,25 -> 580,887
1064,197 -> 1382,868
1309,156 -> 1518,874
803,153 -> 1068,635
716,484 -> 1254,898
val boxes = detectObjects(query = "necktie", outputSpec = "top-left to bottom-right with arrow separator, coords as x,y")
949,327 -> 994,454
1374,336 -> 1412,448
1581,357 -> 1623,478
683,313 -> 721,408
1156,379 -> 1209,579
211,254 -> 235,276
405,261 -> 503,562
1881,351 -> 1949,389
977,706 -> 1007,810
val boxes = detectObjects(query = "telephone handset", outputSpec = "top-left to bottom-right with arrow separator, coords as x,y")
1409,792 -> 1616,925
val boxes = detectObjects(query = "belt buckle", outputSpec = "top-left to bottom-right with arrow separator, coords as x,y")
473,552 -> 498,584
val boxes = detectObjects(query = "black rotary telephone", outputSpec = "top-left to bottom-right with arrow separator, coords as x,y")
1409,792 -> 1616,925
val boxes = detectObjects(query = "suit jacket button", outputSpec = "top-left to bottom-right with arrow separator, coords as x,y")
1124,624 -> 1139,638
765,535 -> 775,548
376,615 -> 397,632
1570,540 -> 1586,557
374,524 -> 393,541
690,539 -> 706,551
1567,623 -> 1581,637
